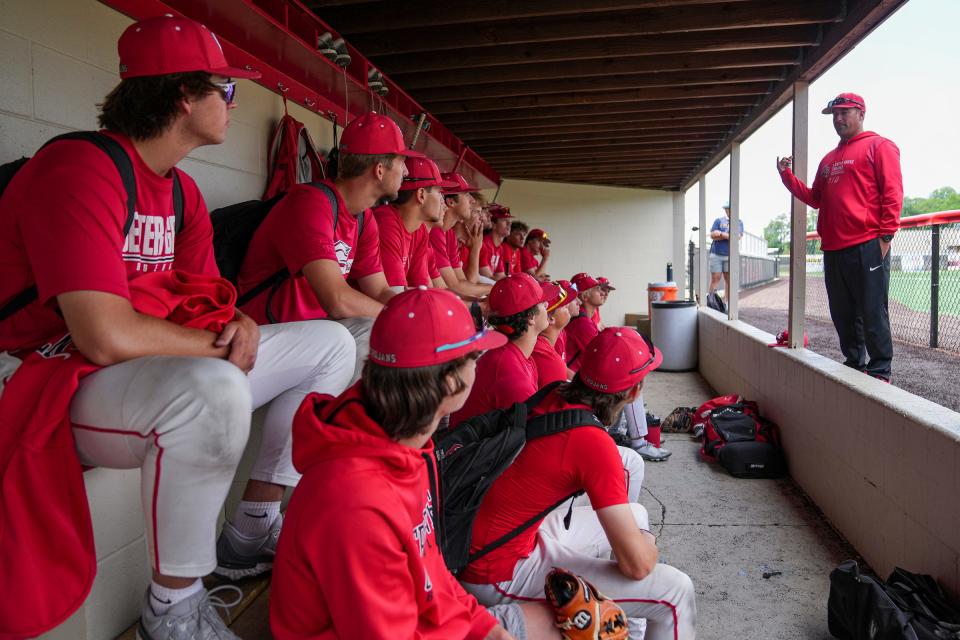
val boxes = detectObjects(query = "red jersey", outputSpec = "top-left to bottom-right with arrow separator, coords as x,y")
450,341 -> 537,427
554,330 -> 568,362
591,308 -> 603,328
372,204 -> 432,288
501,244 -> 522,275
520,246 -> 540,272
460,391 -> 628,584
272,384 -> 496,639
430,227 -> 462,270
480,235 -> 506,274
780,130 -> 902,251
564,312 -> 600,371
237,180 -> 383,323
532,335 -> 568,387
0,131 -> 217,352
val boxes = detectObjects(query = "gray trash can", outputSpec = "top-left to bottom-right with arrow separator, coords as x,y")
650,300 -> 698,372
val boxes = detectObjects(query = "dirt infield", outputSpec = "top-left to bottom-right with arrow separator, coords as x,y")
739,279 -> 960,413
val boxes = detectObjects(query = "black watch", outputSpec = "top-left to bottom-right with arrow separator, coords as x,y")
880,234 -> 894,243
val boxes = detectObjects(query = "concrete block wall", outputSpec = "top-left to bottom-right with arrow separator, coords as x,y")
493,178 -> 675,327
0,1 -> 336,637
698,308 -> 960,598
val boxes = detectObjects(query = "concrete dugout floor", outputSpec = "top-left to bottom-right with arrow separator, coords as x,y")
119,370 -> 856,640
640,370 -> 857,640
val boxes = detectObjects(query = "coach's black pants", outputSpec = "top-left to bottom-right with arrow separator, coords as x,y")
823,238 -> 893,379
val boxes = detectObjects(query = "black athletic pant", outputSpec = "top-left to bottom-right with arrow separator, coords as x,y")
823,237 -> 893,379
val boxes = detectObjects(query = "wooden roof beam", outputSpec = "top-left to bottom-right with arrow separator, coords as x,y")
393,49 -> 801,90
416,68 -> 786,103
312,0 -> 755,34
483,147 -> 717,162
350,1 -> 842,55
427,82 -> 772,114
493,158 -> 702,170
374,26 -> 821,73
468,125 -> 733,147
458,117 -> 742,140
451,111 -> 745,137
473,134 -> 726,154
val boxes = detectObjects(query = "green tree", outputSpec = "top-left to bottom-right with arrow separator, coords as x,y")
763,213 -> 789,252
902,186 -> 960,216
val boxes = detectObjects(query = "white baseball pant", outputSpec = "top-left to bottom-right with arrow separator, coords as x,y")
335,316 -> 373,383
462,504 -> 697,640
625,391 -> 649,439
68,319 -> 355,577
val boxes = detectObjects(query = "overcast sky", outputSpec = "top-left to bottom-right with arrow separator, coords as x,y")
684,0 -> 959,239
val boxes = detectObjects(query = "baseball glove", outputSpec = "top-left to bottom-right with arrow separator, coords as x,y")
661,406 -> 696,433
544,568 -> 628,640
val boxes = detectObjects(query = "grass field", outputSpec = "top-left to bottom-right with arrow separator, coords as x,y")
807,270 -> 960,315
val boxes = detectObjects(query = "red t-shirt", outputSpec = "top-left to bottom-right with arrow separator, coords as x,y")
501,244 -> 522,275
450,341 -> 537,427
237,180 -> 382,323
480,235 -> 506,274
591,308 -> 603,328
520,247 -> 540,272
372,204 -> 432,288
0,131 -> 217,352
554,330 -> 568,362
430,227 -> 462,271
565,312 -> 600,371
532,335 -> 568,387
459,391 -> 628,584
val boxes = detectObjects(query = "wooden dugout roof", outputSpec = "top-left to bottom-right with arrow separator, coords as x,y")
306,0 -> 908,191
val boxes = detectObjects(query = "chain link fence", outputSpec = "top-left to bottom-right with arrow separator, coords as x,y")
805,214 -> 960,352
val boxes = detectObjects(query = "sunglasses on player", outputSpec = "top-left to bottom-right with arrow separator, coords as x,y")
825,96 -> 863,111
214,80 -> 237,105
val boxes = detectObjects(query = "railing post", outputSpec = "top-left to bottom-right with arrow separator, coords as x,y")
788,81 -> 809,348
930,224 -> 940,348
688,240 -> 695,300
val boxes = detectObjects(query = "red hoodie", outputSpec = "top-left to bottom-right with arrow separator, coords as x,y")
270,383 -> 497,640
779,130 -> 903,251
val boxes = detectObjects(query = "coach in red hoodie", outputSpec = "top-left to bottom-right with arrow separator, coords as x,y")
777,92 -> 902,381
271,287 -> 563,639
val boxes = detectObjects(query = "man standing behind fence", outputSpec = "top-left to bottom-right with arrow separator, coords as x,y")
709,202 -> 743,297
777,92 -> 903,381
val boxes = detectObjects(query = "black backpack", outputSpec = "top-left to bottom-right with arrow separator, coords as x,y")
0,131 -> 184,323
432,381 -> 605,574
828,560 -> 960,639
209,181 -> 364,321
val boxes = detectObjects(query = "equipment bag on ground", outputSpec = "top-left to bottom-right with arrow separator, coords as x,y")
698,395 -> 786,478
828,559 -> 960,639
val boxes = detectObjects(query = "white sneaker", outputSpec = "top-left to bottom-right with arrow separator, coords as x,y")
137,585 -> 242,640
631,439 -> 672,462
214,514 -> 282,581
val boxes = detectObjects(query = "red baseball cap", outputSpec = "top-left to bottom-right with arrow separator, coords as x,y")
489,273 -> 550,317
597,277 -> 617,291
526,228 -> 548,241
544,281 -> 575,313
118,15 -> 261,80
579,327 -> 663,393
822,92 -> 866,114
369,287 -> 506,367
572,273 -> 600,292
557,279 -> 578,296
339,112 -> 420,157
441,172 -> 478,195
400,156 -> 456,191
489,204 -> 513,220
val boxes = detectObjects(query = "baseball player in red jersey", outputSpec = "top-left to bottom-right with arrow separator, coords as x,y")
450,273 -> 550,428
435,172 -> 491,299
459,328 -> 697,640
270,288 -> 563,639
372,155 -> 454,290
532,280 -> 576,388
0,16 -> 355,639
237,112 -> 419,381
521,229 -> 551,280
480,205 -> 512,281
502,221 -> 528,276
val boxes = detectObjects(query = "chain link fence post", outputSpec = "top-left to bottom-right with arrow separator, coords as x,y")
930,224 -> 940,348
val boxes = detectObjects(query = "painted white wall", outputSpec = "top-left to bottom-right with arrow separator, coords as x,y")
494,178 -> 676,325
698,308 -> 960,599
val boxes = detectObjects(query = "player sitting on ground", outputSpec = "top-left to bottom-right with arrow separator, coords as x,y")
270,287 -> 562,640
458,328 -> 697,640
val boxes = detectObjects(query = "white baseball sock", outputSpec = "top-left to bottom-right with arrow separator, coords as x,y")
149,578 -> 203,615
231,500 -> 281,539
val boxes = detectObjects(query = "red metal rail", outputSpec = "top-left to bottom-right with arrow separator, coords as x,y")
805,210 -> 960,240
97,0 -> 500,189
